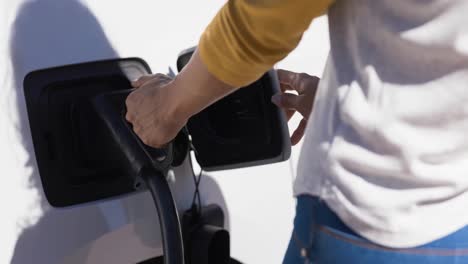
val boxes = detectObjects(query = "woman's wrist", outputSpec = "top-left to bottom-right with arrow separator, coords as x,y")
167,49 -> 236,122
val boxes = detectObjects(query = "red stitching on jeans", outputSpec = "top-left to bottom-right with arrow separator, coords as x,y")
318,225 -> 468,256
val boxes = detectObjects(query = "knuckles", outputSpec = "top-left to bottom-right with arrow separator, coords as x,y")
140,136 -> 152,147
141,135 -> 163,149
125,112 -> 133,122
298,72 -> 309,80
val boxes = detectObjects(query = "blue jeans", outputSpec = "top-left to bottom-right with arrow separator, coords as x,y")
283,195 -> 468,264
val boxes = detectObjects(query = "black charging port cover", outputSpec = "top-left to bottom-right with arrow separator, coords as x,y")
177,47 -> 291,171
24,58 -> 153,207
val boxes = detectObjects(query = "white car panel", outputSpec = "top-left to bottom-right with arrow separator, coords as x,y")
0,1 -> 329,263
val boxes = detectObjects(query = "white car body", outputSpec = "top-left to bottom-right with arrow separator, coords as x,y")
0,1 -> 329,263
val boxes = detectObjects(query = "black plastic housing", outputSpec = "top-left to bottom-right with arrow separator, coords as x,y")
24,58 -> 152,206
182,205 -> 229,264
177,47 -> 291,171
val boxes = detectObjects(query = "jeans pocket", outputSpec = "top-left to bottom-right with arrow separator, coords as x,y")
313,225 -> 468,264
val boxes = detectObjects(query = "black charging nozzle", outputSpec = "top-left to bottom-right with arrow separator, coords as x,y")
92,89 -> 185,264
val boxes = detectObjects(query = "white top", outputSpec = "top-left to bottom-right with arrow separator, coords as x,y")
295,0 -> 468,248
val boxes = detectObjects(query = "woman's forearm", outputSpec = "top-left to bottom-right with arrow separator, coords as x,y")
169,49 -> 236,121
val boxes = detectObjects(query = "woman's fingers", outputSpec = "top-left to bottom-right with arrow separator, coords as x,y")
272,93 -> 299,120
271,93 -> 300,110
131,75 -> 154,88
271,92 -> 309,144
274,69 -> 320,145
137,121 -> 165,148
291,118 -> 308,146
131,73 -> 172,88
277,69 -> 296,92
277,69 -> 320,95
277,69 -> 306,94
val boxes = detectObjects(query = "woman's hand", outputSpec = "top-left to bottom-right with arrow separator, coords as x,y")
125,74 -> 188,148
272,69 -> 319,145
125,49 -> 235,148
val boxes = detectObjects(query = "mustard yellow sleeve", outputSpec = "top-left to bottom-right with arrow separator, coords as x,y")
199,0 -> 334,87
